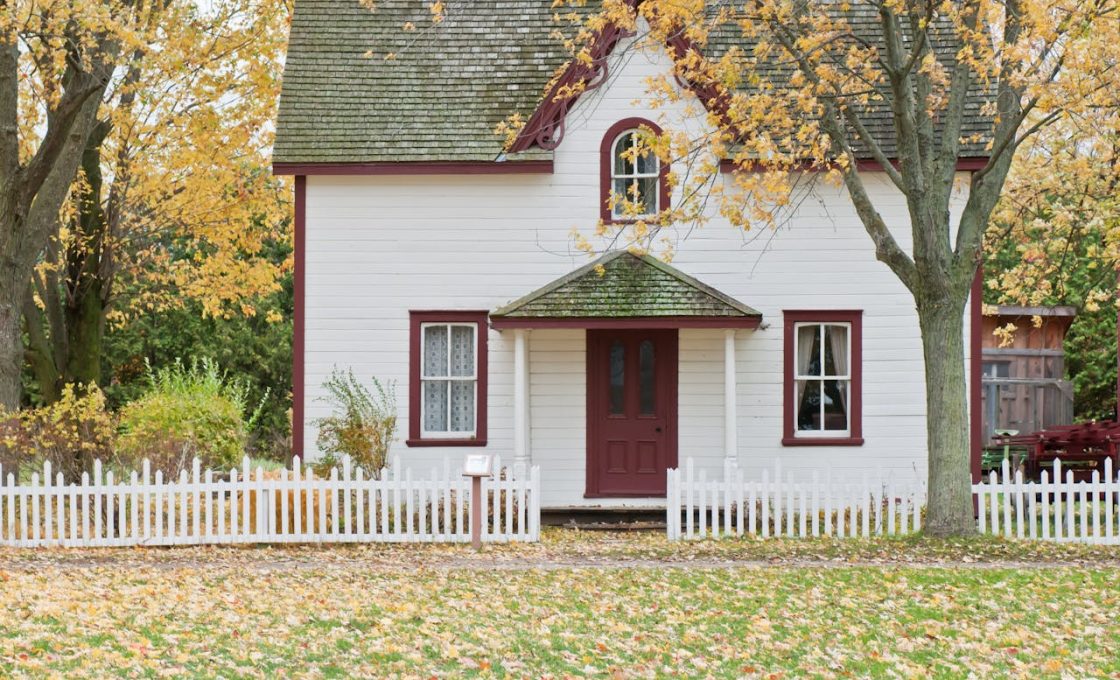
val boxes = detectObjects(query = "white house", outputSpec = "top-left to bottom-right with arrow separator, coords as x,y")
273,1 -> 988,508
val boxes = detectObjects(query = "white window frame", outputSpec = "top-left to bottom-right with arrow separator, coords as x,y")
792,321 -> 852,438
610,129 -> 660,219
420,322 -> 478,439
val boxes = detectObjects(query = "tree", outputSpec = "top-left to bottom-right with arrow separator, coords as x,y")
985,113 -> 1120,420
20,0 -> 290,403
545,0 -> 1118,534
0,1 -> 150,410
97,232 -> 294,458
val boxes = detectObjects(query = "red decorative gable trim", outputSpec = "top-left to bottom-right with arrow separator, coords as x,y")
664,33 -> 734,129
508,14 -> 735,156
507,23 -> 632,154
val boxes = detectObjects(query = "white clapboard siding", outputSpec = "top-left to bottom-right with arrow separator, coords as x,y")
667,458 -> 925,540
299,26 -> 971,506
973,457 -> 1120,545
0,456 -> 540,548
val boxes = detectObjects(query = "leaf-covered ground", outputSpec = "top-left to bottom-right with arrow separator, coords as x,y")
1,531 -> 1119,678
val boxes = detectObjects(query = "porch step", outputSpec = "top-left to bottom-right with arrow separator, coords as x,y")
542,508 -> 667,531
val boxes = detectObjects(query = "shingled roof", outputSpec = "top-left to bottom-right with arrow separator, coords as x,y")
275,1 -> 994,166
275,0 -> 571,164
489,251 -> 762,325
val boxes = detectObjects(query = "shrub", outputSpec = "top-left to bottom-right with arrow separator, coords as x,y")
116,359 -> 260,474
313,368 -> 397,476
0,384 -> 113,482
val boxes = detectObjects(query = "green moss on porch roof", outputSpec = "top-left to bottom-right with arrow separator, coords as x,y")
491,251 -> 761,319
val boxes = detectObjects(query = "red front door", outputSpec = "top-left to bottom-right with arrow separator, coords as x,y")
586,329 -> 678,497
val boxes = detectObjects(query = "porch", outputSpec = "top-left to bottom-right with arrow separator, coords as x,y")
489,251 -> 762,507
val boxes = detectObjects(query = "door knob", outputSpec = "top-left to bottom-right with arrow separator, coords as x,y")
655,427 -> 663,433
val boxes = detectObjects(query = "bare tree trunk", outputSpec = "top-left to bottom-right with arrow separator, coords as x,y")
917,289 -> 976,536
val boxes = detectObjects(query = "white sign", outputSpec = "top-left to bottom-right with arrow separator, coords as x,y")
463,454 -> 494,477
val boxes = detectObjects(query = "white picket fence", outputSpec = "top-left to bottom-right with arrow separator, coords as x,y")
667,458 -> 926,540
974,457 -> 1120,544
0,455 -> 540,548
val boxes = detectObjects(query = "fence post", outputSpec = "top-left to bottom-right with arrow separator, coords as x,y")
531,465 -> 541,541
470,475 -> 483,549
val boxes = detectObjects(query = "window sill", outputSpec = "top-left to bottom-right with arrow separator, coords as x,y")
405,438 -> 487,448
782,436 -> 864,447
602,215 -> 664,226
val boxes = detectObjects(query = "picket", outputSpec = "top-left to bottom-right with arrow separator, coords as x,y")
969,458 -> 1120,545
668,457 -> 1120,544
668,458 -> 927,541
0,456 -> 540,548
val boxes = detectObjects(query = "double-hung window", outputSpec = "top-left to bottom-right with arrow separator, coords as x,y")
408,311 -> 488,446
610,130 -> 660,219
783,311 -> 863,445
599,118 -> 670,223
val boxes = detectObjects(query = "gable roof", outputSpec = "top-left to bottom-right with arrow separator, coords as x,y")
275,1 -> 994,168
275,0 -> 572,165
490,251 -> 762,325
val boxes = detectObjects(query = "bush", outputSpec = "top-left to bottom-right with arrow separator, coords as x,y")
0,384 -> 113,482
313,368 -> 396,476
116,359 -> 260,474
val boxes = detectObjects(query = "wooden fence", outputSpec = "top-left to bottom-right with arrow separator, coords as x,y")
975,457 -> 1120,544
668,457 -> 1120,543
0,455 -> 540,548
666,459 -> 926,540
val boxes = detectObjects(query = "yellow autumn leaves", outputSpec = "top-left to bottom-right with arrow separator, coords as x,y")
0,540 -> 1117,678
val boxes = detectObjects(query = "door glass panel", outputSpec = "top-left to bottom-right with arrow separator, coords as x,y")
639,340 -> 655,415
609,342 -> 625,415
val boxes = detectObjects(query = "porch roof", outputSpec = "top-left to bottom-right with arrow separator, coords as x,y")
490,251 -> 762,329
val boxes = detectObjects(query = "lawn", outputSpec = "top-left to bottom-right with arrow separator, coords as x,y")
1,532 -> 1118,678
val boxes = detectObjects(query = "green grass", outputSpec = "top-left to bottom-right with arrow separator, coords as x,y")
1,535 -> 1119,677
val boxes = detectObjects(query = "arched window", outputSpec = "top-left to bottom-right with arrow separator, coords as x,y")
600,118 -> 669,222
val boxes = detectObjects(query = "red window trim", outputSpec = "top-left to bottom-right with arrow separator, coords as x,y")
599,117 -> 671,224
407,311 -> 489,447
782,310 -> 864,447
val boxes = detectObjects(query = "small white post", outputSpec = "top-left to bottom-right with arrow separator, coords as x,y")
723,329 -> 738,469
513,329 -> 531,468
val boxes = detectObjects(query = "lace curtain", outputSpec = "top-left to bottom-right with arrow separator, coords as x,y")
449,326 -> 474,431
422,324 -> 475,433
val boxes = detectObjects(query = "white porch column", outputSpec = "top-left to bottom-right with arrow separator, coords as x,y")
513,329 -> 531,468
723,329 -> 738,469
